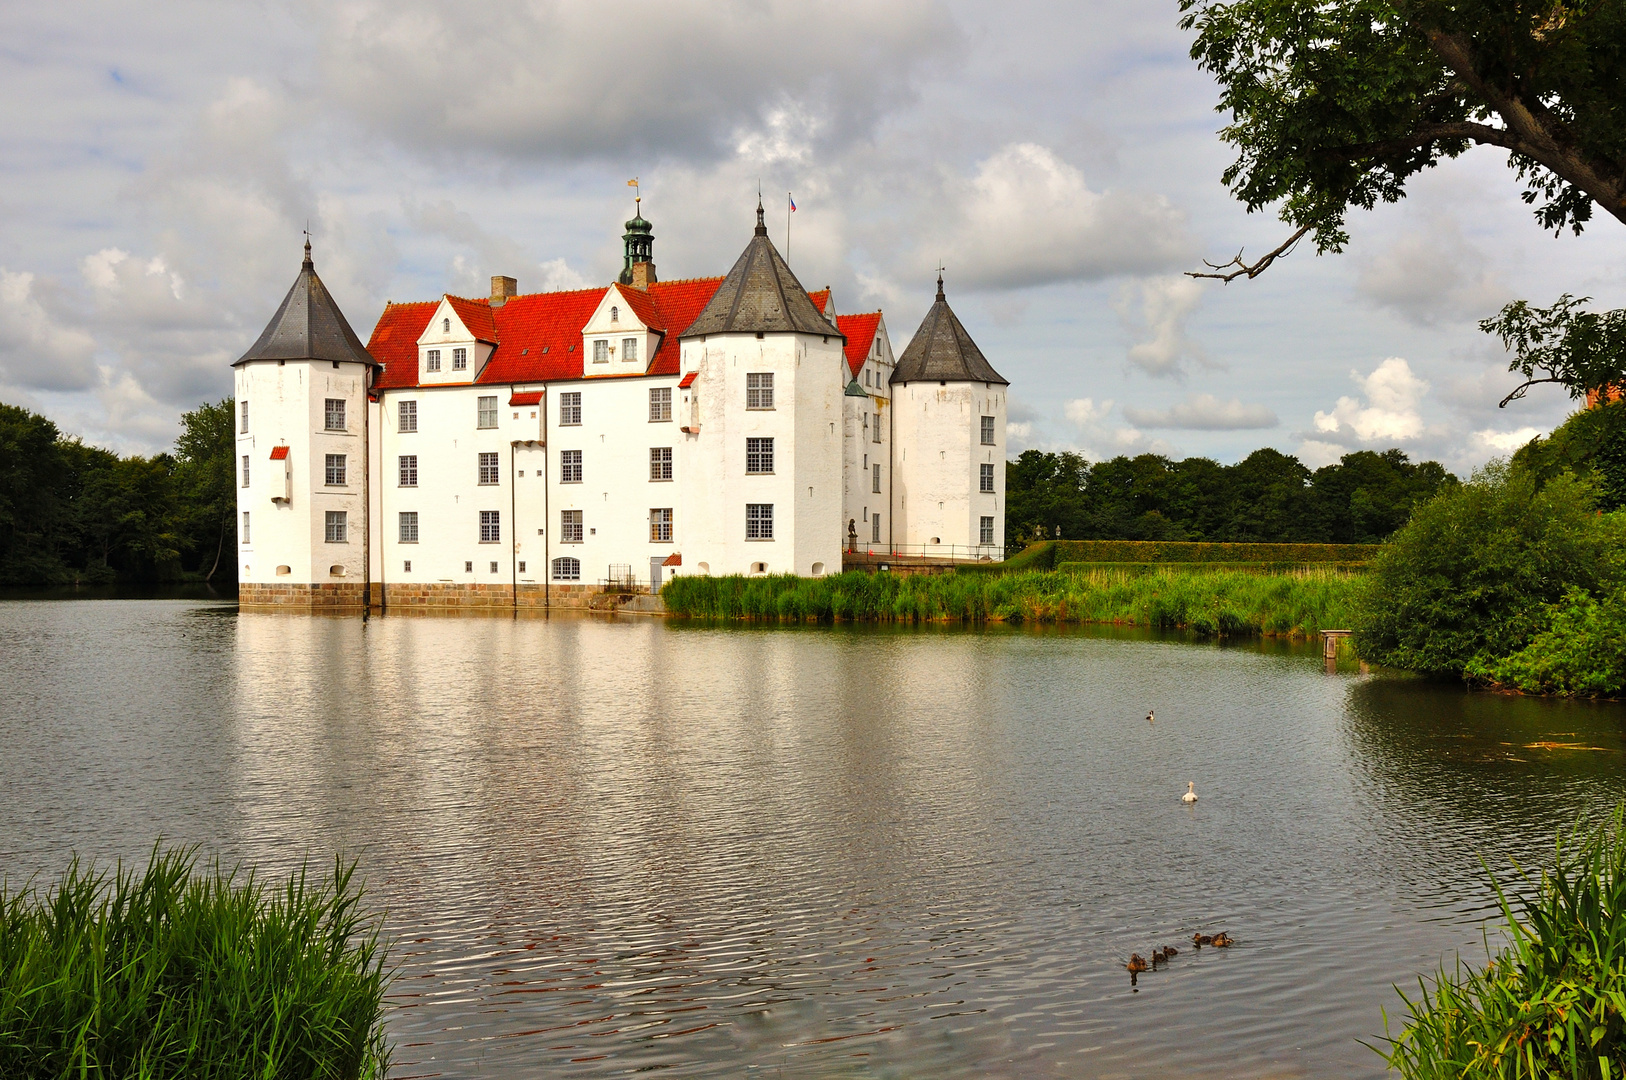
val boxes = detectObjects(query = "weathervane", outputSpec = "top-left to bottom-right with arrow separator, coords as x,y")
627,177 -> 640,210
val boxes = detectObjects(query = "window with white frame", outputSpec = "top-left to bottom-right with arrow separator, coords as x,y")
442,318 -> 450,333
477,395 -> 498,429
241,511 -> 250,544
403,560 -> 411,573
399,455 -> 417,487
552,556 -> 580,581
746,372 -> 773,409
239,400 -> 249,433
560,509 -> 583,543
980,463 -> 995,493
593,339 -> 610,363
241,454 -> 251,488
426,349 -> 441,372
980,415 -> 995,445
622,337 -> 638,363
650,507 -> 672,542
746,503 -> 774,539
518,560 -> 526,573
398,511 -> 418,543
610,306 -> 619,322
399,400 -> 417,432
325,398 -> 345,431
452,347 -> 467,371
560,449 -> 582,483
980,516 -> 995,544
325,511 -> 347,544
873,412 -> 882,443
560,392 -> 581,425
746,437 -> 773,474
479,510 -> 500,543
650,447 -> 672,481
478,452 -> 499,485
649,386 -> 671,422
872,514 -> 881,543
873,462 -> 881,493
465,561 -> 473,573
325,454 -> 346,486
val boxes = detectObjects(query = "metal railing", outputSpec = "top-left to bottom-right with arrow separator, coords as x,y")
841,542 -> 1006,562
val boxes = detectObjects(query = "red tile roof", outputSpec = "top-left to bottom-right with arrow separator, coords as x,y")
367,277 -> 724,391
678,371 -> 697,388
509,390 -> 543,406
446,296 -> 497,342
269,445 -> 289,460
836,312 -> 882,378
808,289 -> 830,314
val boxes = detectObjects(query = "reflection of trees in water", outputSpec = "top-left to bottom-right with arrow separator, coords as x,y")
1339,676 -> 1626,909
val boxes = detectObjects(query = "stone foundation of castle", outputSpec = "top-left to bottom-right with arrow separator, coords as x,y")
237,581 -> 642,615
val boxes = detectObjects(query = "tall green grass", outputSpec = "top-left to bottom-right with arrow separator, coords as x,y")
1383,808 -> 1626,1078
0,846 -> 391,1079
662,566 -> 1358,636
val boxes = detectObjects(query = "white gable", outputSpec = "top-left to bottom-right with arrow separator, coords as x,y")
416,297 -> 493,385
581,285 -> 660,377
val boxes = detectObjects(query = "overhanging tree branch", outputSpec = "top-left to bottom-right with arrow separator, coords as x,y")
1186,224 -> 1314,283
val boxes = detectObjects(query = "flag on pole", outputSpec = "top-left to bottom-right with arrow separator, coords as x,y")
788,193 -> 796,212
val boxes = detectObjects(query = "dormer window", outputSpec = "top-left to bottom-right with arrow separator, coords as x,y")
593,340 -> 610,364
622,337 -> 638,363
452,347 -> 467,371
426,349 -> 441,372
611,306 -> 619,322
442,318 -> 450,333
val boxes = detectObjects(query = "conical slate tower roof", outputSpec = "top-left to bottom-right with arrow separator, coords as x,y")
234,240 -> 379,367
890,275 -> 1006,385
681,202 -> 843,339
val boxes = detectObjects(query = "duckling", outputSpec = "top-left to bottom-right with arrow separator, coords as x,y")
1182,781 -> 1198,803
1162,944 -> 1179,957
1211,932 -> 1234,948
1126,953 -> 1148,975
1192,933 -> 1213,948
1150,948 -> 1167,967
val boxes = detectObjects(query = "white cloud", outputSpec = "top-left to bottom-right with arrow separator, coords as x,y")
1356,214 -> 1510,326
0,269 -> 97,391
407,201 -> 589,296
1115,274 -> 1207,379
1123,393 -> 1277,430
1313,358 -> 1429,442
314,0 -> 956,162
933,144 -> 1190,289
1296,439 -> 1349,470
1064,397 -> 1114,426
1472,426 -> 1542,452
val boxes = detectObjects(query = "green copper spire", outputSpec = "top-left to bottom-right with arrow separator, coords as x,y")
619,198 -> 655,286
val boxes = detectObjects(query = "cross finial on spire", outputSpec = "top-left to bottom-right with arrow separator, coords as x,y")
302,224 -> 313,270
935,264 -> 946,301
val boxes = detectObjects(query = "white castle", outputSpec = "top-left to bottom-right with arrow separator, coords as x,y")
234,202 -> 1009,612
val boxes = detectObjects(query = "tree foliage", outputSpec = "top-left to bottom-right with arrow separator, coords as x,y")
1180,0 -> 1626,279
1005,446 -> 1454,544
0,399 -> 236,587
1352,461 -> 1625,675
1513,397 -> 1626,510
1481,293 -> 1626,406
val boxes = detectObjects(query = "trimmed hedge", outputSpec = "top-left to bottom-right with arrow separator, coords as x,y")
1057,560 -> 1371,574
1007,539 -> 1377,569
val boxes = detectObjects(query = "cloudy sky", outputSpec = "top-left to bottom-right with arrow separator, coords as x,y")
4,0 -> 1622,471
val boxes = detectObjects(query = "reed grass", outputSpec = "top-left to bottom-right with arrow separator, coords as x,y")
1382,807 -> 1626,1079
0,845 -> 390,1080
662,566 -> 1359,636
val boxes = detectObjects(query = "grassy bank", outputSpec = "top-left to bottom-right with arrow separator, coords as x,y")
662,566 -> 1359,635
0,846 -> 391,1079
1384,808 -> 1626,1078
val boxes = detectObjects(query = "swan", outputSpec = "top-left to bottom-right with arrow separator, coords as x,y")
1182,782 -> 1198,803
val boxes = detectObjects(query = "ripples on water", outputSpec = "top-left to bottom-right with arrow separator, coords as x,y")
1,600 -> 1624,1078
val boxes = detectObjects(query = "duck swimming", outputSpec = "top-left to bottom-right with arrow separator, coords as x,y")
1192,933 -> 1213,948
1211,932 -> 1234,948
1182,782 -> 1198,803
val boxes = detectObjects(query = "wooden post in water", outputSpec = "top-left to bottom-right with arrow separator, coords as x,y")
1321,629 -> 1352,672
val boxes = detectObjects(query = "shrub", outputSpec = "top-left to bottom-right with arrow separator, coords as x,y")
1044,539 -> 1378,563
1353,463 -> 1625,676
0,846 -> 391,1079
1383,808 -> 1626,1078
1468,585 -> 1626,697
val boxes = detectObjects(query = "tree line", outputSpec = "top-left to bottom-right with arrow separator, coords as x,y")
0,400 -> 236,586
1005,447 -> 1456,546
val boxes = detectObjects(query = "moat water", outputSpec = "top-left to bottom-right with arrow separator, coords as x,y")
2,599 -> 1624,1079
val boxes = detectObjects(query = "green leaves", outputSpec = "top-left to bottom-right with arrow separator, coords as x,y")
1481,295 -> 1626,407
1180,0 -> 1626,275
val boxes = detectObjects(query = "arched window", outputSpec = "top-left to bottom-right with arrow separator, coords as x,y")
610,306 -> 619,322
551,557 -> 581,582
442,318 -> 450,332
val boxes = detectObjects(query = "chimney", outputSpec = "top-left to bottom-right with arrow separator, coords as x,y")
490,275 -> 517,306
628,261 -> 657,289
